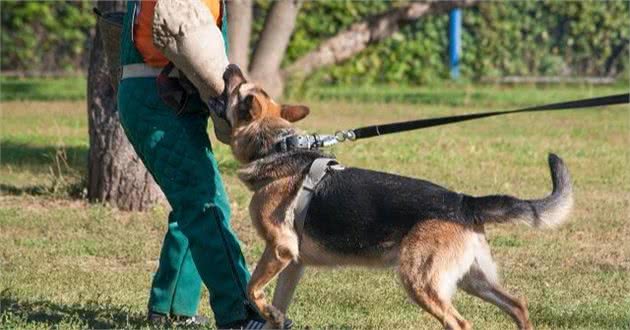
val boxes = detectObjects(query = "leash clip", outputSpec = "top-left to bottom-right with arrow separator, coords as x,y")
315,134 -> 339,148
334,130 -> 356,142
297,134 -> 339,149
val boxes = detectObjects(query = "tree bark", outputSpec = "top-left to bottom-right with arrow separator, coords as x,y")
248,0 -> 303,97
227,0 -> 253,71
283,0 -> 478,79
87,1 -> 163,211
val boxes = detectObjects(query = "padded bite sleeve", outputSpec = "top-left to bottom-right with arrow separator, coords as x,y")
152,0 -> 229,100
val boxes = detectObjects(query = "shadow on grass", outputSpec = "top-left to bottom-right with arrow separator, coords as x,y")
0,141 -> 88,172
1,141 -> 87,197
0,184 -> 50,196
1,140 -> 240,179
0,292 -> 148,329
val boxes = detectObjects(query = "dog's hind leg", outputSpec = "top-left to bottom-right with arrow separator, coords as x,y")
459,240 -> 532,330
272,261 -> 304,314
399,221 -> 473,330
402,285 -> 471,330
248,244 -> 294,328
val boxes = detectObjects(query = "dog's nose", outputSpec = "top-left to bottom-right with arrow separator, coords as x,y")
223,64 -> 245,95
223,64 -> 242,82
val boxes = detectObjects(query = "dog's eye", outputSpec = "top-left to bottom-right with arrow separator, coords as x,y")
237,95 -> 254,121
241,95 -> 253,108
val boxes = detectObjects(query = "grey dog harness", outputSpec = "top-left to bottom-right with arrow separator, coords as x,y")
294,158 -> 344,238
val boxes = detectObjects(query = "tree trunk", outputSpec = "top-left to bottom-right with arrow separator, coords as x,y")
283,0 -> 478,79
227,0 -> 252,72
87,0 -> 163,211
248,0 -> 303,97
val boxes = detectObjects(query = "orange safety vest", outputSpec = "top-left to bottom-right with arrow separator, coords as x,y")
134,0 -> 223,67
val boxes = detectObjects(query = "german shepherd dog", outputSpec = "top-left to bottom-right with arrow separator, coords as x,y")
222,65 -> 573,330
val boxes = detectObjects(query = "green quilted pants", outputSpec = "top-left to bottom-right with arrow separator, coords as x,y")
116,2 -> 251,326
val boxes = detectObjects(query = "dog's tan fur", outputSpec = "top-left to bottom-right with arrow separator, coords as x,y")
222,66 -> 538,329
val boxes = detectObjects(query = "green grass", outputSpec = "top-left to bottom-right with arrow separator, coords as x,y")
0,75 -> 626,106
1,84 -> 629,329
298,83 -> 630,107
0,77 -> 87,101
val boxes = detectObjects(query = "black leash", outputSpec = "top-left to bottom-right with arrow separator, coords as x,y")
339,93 -> 629,141
274,93 -> 629,151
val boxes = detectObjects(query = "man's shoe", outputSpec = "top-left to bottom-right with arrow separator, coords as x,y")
147,311 -> 209,327
172,314 -> 210,327
219,318 -> 293,329
147,311 -> 169,326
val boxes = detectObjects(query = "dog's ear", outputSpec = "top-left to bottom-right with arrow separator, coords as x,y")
280,105 -> 310,122
246,94 -> 263,118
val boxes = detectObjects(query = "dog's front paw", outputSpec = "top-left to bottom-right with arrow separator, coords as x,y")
263,304 -> 285,329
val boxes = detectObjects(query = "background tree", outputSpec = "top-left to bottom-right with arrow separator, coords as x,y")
247,0 -> 303,97
87,0 -> 162,211
228,0 -> 478,97
227,0 -> 252,70
283,1 -> 477,80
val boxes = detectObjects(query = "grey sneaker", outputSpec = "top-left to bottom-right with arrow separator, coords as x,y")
219,318 -> 293,329
147,311 -> 209,327
172,314 -> 209,327
147,311 -> 169,326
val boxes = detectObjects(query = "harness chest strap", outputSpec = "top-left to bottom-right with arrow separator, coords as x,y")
294,158 -> 344,238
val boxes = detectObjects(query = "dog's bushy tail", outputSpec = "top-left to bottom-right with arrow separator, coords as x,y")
461,153 -> 573,229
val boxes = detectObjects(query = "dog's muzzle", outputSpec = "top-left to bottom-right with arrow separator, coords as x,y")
207,91 -> 232,144
207,91 -> 229,120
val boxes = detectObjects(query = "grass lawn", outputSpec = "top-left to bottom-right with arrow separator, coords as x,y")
0,77 -> 87,102
1,84 -> 629,329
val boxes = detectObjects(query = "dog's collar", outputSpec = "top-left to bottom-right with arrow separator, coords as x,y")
271,132 -> 339,155
254,131 -> 339,160
272,133 -> 316,153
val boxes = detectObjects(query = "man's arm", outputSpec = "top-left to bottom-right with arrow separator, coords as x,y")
152,0 -> 228,101
152,0 -> 232,144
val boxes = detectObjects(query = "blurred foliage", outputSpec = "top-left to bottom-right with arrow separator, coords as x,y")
280,0 -> 629,86
1,0 -> 95,74
1,1 -> 628,85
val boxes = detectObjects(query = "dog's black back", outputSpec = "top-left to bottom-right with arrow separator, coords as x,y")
241,149 -> 571,258
304,167 -> 465,255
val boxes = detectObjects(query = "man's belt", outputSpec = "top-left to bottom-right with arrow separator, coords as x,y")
121,62 -> 199,116
121,63 -> 178,79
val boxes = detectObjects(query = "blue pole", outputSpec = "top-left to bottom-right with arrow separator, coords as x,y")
449,8 -> 462,79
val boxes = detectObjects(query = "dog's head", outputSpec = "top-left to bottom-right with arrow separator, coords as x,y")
223,64 -> 310,163
223,64 -> 309,128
